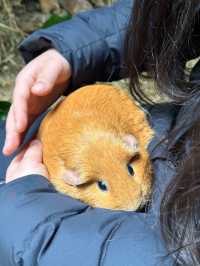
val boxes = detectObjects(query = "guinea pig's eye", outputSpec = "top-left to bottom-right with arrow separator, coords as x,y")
97,180 -> 108,192
127,163 -> 135,176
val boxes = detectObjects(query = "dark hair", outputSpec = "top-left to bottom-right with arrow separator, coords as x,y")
124,1 -> 200,265
124,0 -> 200,103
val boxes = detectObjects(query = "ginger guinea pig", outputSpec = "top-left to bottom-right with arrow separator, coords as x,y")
38,84 -> 154,211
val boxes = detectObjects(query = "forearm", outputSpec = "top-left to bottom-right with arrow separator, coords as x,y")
0,175 -> 124,266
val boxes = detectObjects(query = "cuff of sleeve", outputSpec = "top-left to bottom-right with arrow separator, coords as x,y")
0,175 -> 55,199
19,31 -> 75,95
19,31 -> 66,63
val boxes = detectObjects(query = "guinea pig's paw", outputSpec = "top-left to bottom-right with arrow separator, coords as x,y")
62,169 -> 83,186
122,134 -> 139,154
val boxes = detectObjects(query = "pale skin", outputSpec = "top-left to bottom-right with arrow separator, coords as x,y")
6,140 -> 49,183
3,48 -> 72,182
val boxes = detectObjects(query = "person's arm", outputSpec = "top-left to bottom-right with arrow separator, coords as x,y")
0,175 -> 171,266
0,101 -> 178,266
19,0 -> 133,89
3,0 -> 133,156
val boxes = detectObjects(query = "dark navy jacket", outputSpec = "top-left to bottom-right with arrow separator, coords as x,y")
0,1 -> 200,265
0,105 -> 177,266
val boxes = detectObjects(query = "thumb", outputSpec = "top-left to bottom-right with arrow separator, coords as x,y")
31,64 -> 61,96
23,139 -> 43,163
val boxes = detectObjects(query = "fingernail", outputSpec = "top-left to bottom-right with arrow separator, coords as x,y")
32,82 -> 45,93
3,137 -> 9,149
2,143 -> 10,155
2,145 -> 7,154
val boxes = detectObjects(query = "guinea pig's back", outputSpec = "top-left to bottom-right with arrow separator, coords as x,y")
39,84 -> 153,155
66,84 -> 153,146
59,84 -> 151,134
38,84 -> 153,180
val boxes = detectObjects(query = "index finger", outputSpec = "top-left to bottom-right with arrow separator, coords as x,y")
3,104 -> 21,155
12,69 -> 35,133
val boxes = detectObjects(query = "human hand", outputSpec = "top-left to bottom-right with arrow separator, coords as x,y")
6,139 -> 49,183
3,48 -> 71,156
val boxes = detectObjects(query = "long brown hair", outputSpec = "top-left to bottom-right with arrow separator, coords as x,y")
124,1 -> 200,265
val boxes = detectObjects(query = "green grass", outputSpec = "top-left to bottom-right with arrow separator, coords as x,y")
0,101 -> 11,120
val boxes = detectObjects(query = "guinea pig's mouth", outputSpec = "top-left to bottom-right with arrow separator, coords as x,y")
124,200 -> 150,212
122,198 -> 148,212
123,189 -> 151,212
120,188 -> 152,212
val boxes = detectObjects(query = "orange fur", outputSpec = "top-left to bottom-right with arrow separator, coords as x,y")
38,84 -> 154,211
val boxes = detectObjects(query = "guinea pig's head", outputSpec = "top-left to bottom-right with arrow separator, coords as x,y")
52,130 -> 152,211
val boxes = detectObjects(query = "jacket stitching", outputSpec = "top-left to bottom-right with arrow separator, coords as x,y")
99,216 -> 129,266
63,27 -> 128,55
15,207 -> 89,263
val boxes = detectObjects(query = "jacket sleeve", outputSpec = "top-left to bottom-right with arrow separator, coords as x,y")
0,175 -> 171,266
0,104 -> 178,266
19,0 -> 133,91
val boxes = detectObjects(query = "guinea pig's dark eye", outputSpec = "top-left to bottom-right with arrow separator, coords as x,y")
127,163 -> 135,176
97,181 -> 108,192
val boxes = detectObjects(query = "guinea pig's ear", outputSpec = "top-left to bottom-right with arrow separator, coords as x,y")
122,134 -> 139,153
62,169 -> 84,186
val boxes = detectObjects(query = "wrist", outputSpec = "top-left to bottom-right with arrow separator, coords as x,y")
48,48 -> 72,81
